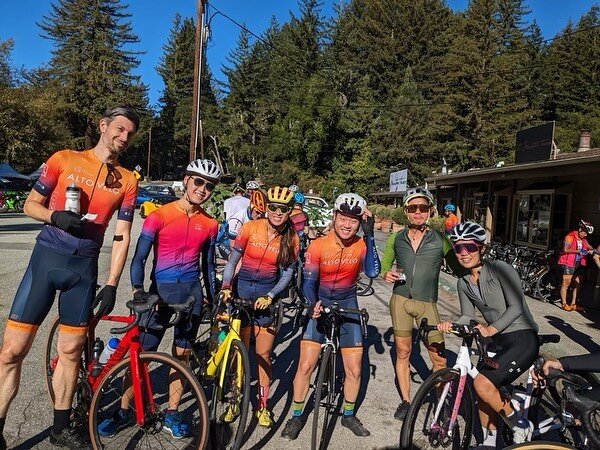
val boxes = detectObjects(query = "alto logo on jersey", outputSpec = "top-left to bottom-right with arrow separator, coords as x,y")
248,241 -> 279,254
321,256 -> 360,266
194,224 -> 203,232
65,173 -> 120,195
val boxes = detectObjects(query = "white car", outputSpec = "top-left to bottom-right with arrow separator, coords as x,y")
303,195 -> 332,229
171,181 -> 184,193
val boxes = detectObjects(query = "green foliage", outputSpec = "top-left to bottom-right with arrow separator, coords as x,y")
390,208 -> 407,225
428,216 -> 446,233
375,206 -> 392,220
202,184 -> 233,220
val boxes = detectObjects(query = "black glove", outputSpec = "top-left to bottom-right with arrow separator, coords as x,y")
93,285 -> 117,318
361,215 -> 375,236
50,210 -> 85,236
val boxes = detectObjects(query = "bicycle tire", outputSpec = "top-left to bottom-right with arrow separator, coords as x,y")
272,300 -> 284,335
582,407 -> 600,449
400,367 -> 474,450
311,346 -> 334,450
504,442 -> 575,449
534,269 -> 559,303
88,351 -> 209,450
209,339 -> 251,450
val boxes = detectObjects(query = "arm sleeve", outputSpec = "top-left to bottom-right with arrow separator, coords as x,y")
559,353 -> 600,372
118,177 -> 138,222
456,280 -> 478,325
267,262 -> 297,299
489,262 -> 526,333
201,223 -> 218,302
221,248 -> 242,290
362,234 -> 381,278
129,213 -> 160,289
302,241 -> 321,305
33,150 -> 64,197
380,232 -> 398,275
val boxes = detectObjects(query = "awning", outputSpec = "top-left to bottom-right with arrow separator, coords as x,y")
0,162 -> 29,180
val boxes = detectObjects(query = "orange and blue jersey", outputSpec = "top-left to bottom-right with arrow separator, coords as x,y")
222,219 -> 299,300
33,149 -> 138,257
444,213 -> 459,234
130,201 -> 218,301
302,231 -> 380,305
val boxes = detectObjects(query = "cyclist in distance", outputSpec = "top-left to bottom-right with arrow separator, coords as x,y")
558,219 -> 594,311
443,203 -> 459,235
223,184 -> 249,221
281,193 -> 380,440
226,190 -> 267,244
245,180 -> 261,198
289,191 -> 309,251
438,221 -> 539,447
0,106 -> 140,449
380,186 -> 464,421
220,186 -> 299,427
96,159 -> 221,439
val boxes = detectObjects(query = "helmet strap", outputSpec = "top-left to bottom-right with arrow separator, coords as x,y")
183,178 -> 203,207
408,223 -> 428,232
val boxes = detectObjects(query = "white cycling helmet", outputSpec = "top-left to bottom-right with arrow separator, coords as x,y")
246,180 -> 260,190
449,222 -> 487,244
288,184 -> 299,192
334,193 -> 367,217
185,159 -> 221,182
403,186 -> 434,207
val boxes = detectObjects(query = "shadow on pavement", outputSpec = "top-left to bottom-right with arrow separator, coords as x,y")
545,315 -> 600,353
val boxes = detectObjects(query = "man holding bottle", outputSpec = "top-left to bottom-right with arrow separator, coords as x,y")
0,106 -> 140,449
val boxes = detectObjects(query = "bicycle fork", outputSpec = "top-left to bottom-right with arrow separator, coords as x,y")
430,370 -> 467,438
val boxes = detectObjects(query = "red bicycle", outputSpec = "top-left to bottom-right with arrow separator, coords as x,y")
44,295 -> 209,449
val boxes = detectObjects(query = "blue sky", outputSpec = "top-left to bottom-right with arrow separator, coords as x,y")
0,1 -> 597,108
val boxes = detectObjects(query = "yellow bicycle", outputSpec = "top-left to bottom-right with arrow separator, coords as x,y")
191,298 -> 252,450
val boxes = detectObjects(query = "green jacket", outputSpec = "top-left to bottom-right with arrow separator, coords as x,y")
381,228 -> 465,302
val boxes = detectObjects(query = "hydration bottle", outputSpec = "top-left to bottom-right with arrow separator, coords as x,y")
90,338 -> 105,377
64,183 -> 81,214
397,268 -> 407,285
98,337 -> 120,365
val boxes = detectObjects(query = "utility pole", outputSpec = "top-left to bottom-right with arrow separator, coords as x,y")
190,0 -> 207,162
146,126 -> 152,181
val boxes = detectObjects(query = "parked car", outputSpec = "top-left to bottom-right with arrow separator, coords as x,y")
171,181 -> 184,193
142,184 -> 176,196
303,195 -> 332,229
136,186 -> 178,218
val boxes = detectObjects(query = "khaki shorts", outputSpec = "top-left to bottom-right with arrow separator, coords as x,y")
389,294 -> 444,344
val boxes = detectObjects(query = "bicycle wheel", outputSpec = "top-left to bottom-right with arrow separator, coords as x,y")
311,346 -> 335,450
400,367 -> 474,450
582,407 -> 600,449
535,270 -> 559,303
89,351 -> 209,449
209,339 -> 251,450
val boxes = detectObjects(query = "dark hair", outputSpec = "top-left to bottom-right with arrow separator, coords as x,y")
276,219 -> 297,269
102,106 -> 140,132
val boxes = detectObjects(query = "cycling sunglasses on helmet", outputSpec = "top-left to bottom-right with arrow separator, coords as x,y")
453,243 -> 482,254
405,204 -> 431,213
338,202 -> 363,216
267,203 -> 292,214
190,176 -> 215,192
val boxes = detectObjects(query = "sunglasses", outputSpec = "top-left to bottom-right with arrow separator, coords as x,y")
405,204 -> 431,213
105,163 -> 122,188
453,243 -> 482,254
191,177 -> 216,192
267,203 -> 292,214
339,202 -> 363,216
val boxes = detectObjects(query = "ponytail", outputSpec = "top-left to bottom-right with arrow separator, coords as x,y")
277,219 -> 297,269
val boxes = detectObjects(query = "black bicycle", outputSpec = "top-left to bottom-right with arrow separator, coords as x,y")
310,302 -> 369,450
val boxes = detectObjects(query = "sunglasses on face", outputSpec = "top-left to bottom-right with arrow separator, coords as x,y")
453,243 -> 482,254
190,177 -> 215,192
405,204 -> 431,213
267,203 -> 292,214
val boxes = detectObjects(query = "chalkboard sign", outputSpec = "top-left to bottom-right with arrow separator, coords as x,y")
515,122 -> 554,164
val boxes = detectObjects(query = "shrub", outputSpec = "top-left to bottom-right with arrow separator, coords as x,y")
376,206 -> 391,220
390,208 -> 408,225
428,216 -> 446,233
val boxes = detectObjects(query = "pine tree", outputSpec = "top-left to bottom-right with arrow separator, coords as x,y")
39,0 -> 148,147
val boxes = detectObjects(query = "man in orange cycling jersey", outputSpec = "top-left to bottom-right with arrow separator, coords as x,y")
281,193 -> 380,440
0,106 -> 139,449
443,204 -> 459,234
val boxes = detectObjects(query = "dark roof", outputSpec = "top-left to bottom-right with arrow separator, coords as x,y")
556,148 -> 600,159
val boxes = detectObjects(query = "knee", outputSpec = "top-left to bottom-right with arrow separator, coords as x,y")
297,359 -> 315,377
473,374 -> 493,394
57,340 -> 84,363
345,363 -> 361,382
395,343 -> 411,361
0,343 -> 28,366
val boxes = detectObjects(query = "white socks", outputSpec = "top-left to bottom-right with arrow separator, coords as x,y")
482,427 -> 497,446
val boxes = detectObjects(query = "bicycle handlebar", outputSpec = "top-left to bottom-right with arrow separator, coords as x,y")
415,318 -> 498,369
321,302 -> 370,339
109,295 -> 196,334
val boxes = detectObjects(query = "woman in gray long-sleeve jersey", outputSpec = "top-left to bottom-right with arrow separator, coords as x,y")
438,222 -> 539,448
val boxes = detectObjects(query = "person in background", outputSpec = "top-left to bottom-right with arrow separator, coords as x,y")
223,184 -> 249,222
289,191 -> 309,251
443,203 -> 459,235
558,219 -> 594,311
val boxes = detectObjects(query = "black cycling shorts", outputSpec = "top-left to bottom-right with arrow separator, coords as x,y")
477,329 -> 539,388
139,281 -> 203,351
302,296 -> 363,348
9,243 -> 98,327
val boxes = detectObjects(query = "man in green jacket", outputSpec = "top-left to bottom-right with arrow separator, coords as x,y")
380,187 -> 464,421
